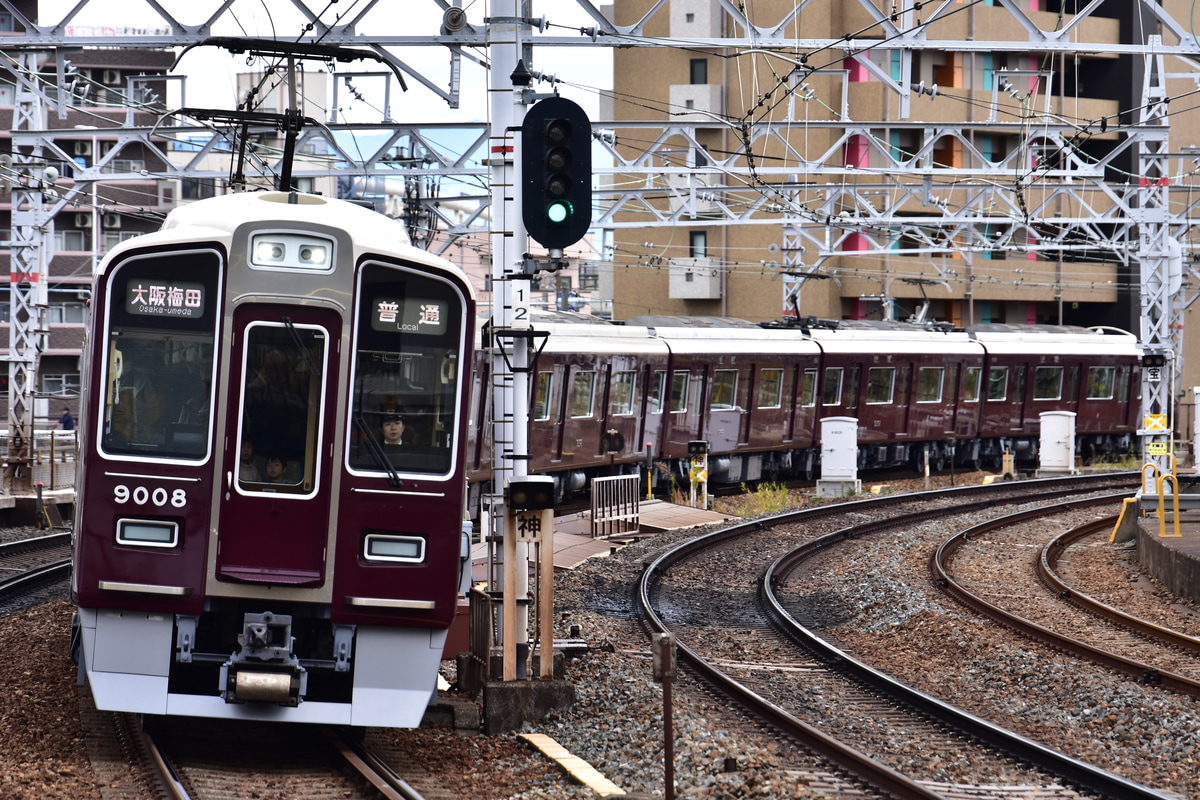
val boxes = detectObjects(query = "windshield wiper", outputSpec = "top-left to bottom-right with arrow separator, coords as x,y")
281,316 -> 322,377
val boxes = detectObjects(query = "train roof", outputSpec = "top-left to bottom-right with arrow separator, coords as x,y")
967,324 -> 1139,356
99,192 -> 469,283
160,190 -> 412,246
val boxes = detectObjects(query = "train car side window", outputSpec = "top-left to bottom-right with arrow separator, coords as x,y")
916,366 -> 944,403
648,370 -> 666,414
1086,366 -> 1115,400
711,369 -> 738,410
865,367 -> 895,405
670,371 -> 689,413
610,370 -> 637,415
800,369 -> 818,407
533,372 -> 554,421
570,371 -> 597,418
964,367 -> 982,402
758,368 -> 783,409
1034,366 -> 1063,400
822,367 -> 843,406
100,249 -> 220,461
987,366 -> 1008,401
845,368 -> 860,410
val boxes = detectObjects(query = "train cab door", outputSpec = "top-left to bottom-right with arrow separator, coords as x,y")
215,306 -> 339,587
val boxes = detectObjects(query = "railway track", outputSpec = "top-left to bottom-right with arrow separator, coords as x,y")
636,473 -> 1190,799
935,507 -> 1200,692
129,717 -> 434,800
0,531 -> 71,611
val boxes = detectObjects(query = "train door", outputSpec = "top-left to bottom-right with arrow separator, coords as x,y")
738,366 -> 754,446
216,305 -> 337,586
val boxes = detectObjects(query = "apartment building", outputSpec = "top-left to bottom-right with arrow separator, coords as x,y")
0,11 -> 176,424
604,0 -> 1192,342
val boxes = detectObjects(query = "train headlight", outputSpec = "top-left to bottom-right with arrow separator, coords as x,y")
297,244 -> 328,267
255,240 -> 286,263
250,233 -> 335,271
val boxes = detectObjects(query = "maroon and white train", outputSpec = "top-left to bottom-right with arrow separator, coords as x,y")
466,313 -> 1141,505
71,191 -> 475,728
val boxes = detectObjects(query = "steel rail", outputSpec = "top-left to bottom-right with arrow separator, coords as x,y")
635,473 -> 1139,800
763,490 -> 1172,800
1038,517 -> 1200,656
934,496 -> 1200,699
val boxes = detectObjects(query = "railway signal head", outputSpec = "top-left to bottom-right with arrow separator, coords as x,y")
507,476 -> 556,510
522,96 -> 592,250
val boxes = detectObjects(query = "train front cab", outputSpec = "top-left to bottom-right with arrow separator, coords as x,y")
73,195 -> 474,727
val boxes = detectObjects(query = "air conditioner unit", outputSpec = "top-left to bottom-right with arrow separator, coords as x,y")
74,213 -> 92,227
73,141 -> 92,156
100,141 -> 116,156
102,70 -> 121,86
102,213 -> 121,229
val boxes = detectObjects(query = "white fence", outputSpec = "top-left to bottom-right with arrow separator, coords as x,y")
590,474 -> 641,538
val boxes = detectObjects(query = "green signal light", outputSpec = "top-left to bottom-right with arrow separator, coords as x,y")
546,200 -> 572,224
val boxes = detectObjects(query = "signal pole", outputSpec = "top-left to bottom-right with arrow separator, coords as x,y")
487,0 -> 535,681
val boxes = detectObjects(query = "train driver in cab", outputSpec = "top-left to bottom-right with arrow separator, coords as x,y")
380,412 -> 406,450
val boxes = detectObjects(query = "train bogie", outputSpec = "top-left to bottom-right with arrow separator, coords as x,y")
73,192 -> 475,727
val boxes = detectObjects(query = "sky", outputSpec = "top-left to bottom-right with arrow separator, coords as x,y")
37,0 -> 612,125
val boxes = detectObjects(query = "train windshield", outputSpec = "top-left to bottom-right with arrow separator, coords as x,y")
236,322 -> 328,494
99,250 -> 220,461
348,261 -> 466,477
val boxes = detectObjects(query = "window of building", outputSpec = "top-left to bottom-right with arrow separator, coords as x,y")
182,178 -> 217,200
916,366 -> 944,403
47,301 -> 86,324
578,262 -> 600,291
690,58 -> 708,85
757,368 -> 783,409
570,371 -> 596,418
689,230 -> 707,258
710,369 -> 737,410
1034,366 -> 1063,400
54,230 -> 87,251
104,231 -> 140,252
42,373 -> 80,396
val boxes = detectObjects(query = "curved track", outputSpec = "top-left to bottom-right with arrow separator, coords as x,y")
637,473 -> 1180,800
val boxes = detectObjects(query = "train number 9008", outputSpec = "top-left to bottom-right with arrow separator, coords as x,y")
114,484 -> 188,508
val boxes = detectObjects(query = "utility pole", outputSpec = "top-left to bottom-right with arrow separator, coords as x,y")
1135,38 -> 1178,475
6,52 -> 50,495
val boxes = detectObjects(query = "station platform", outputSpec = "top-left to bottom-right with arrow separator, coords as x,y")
470,498 -> 736,579
1133,509 -> 1200,606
